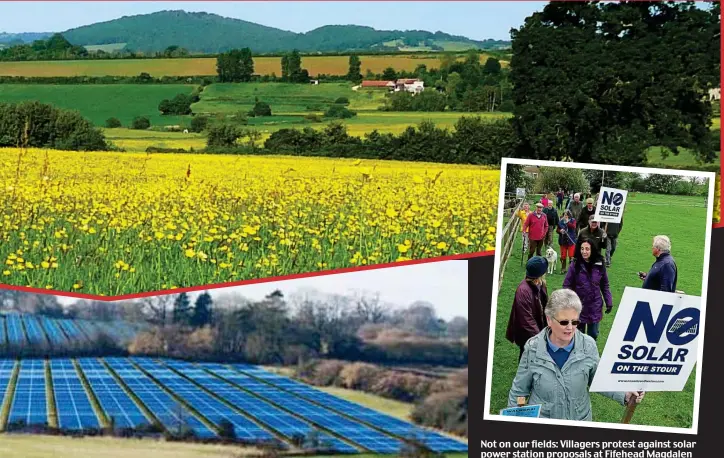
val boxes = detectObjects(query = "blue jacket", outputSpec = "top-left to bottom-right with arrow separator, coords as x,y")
642,252 -> 678,293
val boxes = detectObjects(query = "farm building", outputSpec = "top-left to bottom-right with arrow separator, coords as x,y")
523,166 -> 540,178
395,79 -> 425,94
361,80 -> 396,89
708,87 -> 720,101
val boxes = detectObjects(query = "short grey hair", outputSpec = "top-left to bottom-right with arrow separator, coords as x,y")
653,235 -> 671,253
545,289 -> 582,319
574,193 -> 580,199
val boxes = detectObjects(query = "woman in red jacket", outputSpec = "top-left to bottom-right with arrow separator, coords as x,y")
506,256 -> 549,360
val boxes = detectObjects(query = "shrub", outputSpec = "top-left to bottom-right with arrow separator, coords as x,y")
158,93 -> 194,115
334,96 -> 350,105
371,372 -> 433,403
105,117 -> 122,128
252,100 -> 272,117
324,104 -> 357,119
339,362 -> 383,391
131,116 -> 150,130
311,360 -> 345,386
189,116 -> 209,133
410,389 -> 467,437
207,124 -> 241,148
304,113 -> 323,123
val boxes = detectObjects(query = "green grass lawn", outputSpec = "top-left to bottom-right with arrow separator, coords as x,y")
647,146 -> 720,170
0,84 -> 196,127
489,192 -> 708,428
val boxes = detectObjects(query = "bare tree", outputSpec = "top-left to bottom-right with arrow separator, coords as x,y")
353,291 -> 387,324
139,294 -> 175,327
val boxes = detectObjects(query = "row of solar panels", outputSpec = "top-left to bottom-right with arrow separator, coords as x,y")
0,357 -> 467,454
0,314 -> 139,349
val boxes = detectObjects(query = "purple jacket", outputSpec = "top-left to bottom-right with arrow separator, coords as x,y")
562,260 -> 613,324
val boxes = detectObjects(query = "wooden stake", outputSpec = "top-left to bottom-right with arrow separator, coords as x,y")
621,396 -> 638,424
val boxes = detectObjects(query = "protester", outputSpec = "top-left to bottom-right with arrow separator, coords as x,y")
568,193 -> 583,222
507,289 -> 645,421
541,193 -> 550,209
639,235 -> 678,292
543,200 -> 560,248
506,256 -> 549,361
556,189 -> 564,211
524,203 -> 549,259
577,198 -> 596,233
603,215 -> 623,267
518,202 -> 532,251
557,210 -> 577,274
563,239 -> 613,340
578,218 -> 606,255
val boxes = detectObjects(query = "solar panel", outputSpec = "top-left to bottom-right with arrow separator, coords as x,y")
8,359 -> 48,426
0,317 -> 6,346
202,363 -> 404,453
50,359 -> 100,430
40,316 -> 69,347
57,319 -> 89,344
0,359 -> 16,413
132,358 -> 275,443
6,314 -> 26,346
162,359 -> 357,453
232,365 -> 468,453
21,315 -> 47,346
103,357 -> 216,438
77,358 -> 150,429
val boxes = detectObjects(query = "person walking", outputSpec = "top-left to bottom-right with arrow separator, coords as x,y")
541,193 -> 550,209
524,203 -> 549,259
568,193 -> 583,222
563,238 -> 613,340
578,218 -> 606,256
508,289 -> 644,420
556,189 -> 564,211
603,215 -> 623,267
518,202 -> 532,253
506,256 -> 549,361
639,235 -> 678,293
557,210 -> 577,274
577,198 -> 596,234
543,200 -> 560,249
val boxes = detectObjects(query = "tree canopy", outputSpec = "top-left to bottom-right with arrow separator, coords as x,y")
509,1 -> 720,165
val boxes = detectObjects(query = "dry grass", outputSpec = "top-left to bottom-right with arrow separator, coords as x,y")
0,54 -> 500,77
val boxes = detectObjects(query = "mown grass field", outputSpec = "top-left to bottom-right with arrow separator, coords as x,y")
489,192 -> 709,428
0,84 -> 196,127
0,53 -> 499,77
0,148 -> 498,295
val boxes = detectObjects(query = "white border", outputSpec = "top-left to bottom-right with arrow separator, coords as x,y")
483,158 -> 716,435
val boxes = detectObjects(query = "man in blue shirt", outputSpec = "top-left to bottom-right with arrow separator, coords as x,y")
639,235 -> 678,293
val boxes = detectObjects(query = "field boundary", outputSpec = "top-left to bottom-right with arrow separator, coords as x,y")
0,359 -> 19,431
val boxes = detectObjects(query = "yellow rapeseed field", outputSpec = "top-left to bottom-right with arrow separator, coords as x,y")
0,148 -> 499,295
715,174 -> 721,223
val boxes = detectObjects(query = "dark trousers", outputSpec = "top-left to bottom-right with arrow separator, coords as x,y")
606,236 -> 618,264
528,239 -> 544,259
577,321 -> 600,340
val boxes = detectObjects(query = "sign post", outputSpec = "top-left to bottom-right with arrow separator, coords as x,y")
516,188 -> 526,199
594,186 -> 628,225
590,287 -> 702,423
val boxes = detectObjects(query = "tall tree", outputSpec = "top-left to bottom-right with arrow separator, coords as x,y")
172,292 -> 192,325
347,55 -> 363,83
192,292 -> 213,327
281,50 -> 309,83
509,1 -> 720,165
216,48 -> 254,83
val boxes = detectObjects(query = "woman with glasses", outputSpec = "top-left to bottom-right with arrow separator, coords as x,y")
508,289 -> 644,421
562,238 -> 613,340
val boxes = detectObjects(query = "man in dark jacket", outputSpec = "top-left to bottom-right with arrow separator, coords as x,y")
542,200 -> 560,248
506,256 -> 548,361
640,235 -> 678,292
578,219 -> 606,255
604,216 -> 623,267
577,198 -> 597,234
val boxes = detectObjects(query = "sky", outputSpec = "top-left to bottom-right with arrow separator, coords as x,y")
56,260 -> 469,320
0,1 -> 548,41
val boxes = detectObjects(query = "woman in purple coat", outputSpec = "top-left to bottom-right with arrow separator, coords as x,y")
562,237 -> 613,340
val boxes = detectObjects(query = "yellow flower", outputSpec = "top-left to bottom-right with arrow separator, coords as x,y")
436,242 -> 448,250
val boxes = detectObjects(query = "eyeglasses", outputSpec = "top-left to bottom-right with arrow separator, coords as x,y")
552,317 -> 580,327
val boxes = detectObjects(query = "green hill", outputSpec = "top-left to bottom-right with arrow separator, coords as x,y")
59,10 -> 507,54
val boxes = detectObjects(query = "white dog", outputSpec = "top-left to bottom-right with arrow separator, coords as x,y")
545,246 -> 558,274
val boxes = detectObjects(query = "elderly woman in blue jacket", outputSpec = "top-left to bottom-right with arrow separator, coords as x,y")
508,289 -> 644,421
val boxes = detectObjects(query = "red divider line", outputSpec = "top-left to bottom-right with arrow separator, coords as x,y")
0,250 -> 495,301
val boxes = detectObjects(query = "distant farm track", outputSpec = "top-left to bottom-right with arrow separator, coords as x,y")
0,54 -> 503,77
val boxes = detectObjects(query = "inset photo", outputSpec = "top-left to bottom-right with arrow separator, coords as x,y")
485,158 -> 715,434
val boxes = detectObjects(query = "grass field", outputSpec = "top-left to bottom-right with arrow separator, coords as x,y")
646,146 -> 720,170
0,53 -> 498,78
489,192 -> 709,428
0,84 -> 196,127
0,148 -> 498,295
0,435 -> 469,458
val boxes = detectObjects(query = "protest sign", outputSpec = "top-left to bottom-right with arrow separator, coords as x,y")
590,287 -> 701,393
595,187 -> 628,224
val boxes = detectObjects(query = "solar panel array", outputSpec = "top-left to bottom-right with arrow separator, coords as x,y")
77,358 -> 149,429
0,314 -> 139,352
104,357 -> 216,438
0,358 -> 468,454
203,363 -> 405,453
49,360 -> 100,430
0,360 -> 15,410
132,357 -> 275,443
8,359 -> 47,426
163,359 -> 358,453
234,364 -> 468,452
